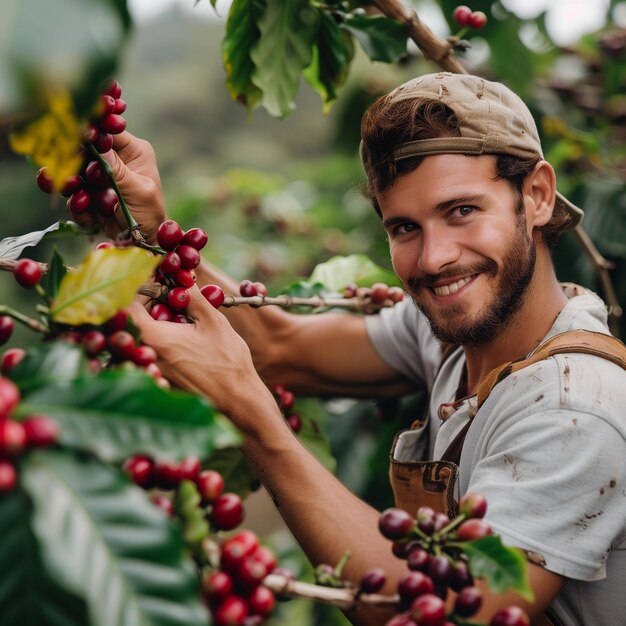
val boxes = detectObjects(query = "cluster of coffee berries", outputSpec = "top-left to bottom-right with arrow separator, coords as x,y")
376,493 -> 529,626
147,219 -> 208,322
36,80 -> 127,220
452,5 -> 487,29
12,258 -> 43,290
272,384 -> 302,433
54,310 -> 169,387
343,282 -> 405,307
204,529 -> 280,626
0,377 -> 59,493
123,454 -> 245,530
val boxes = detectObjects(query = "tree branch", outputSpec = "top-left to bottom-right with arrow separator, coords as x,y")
262,573 -> 399,610
371,0 -> 467,73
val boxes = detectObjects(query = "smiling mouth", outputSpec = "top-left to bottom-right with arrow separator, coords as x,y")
431,275 -> 475,296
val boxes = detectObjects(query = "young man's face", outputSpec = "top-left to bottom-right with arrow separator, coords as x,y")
378,154 -> 537,346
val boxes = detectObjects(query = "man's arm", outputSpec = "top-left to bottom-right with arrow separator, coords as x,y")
128,289 -> 563,625
106,132 -> 413,398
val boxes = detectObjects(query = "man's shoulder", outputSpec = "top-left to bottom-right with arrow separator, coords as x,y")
485,348 -> 626,432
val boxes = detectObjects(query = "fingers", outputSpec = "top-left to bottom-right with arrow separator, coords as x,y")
184,284 -> 220,321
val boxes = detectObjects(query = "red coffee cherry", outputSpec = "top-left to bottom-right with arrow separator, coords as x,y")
212,595 -> 248,626
150,303 -> 174,322
359,567 -> 386,593
152,460 -> 183,490
247,585 -> 275,617
181,228 -> 208,250
454,585 -> 482,617
177,456 -> 201,482
99,94 -> 116,117
489,606 -> 530,626
173,269 -> 196,288
250,545 -> 276,574
407,547 -> 431,572
114,98 -> 127,114
133,345 -> 157,367
61,175 -> 84,197
103,310 -> 129,333
82,330 -> 107,356
411,593 -> 446,626
202,570 -> 233,604
99,114 -> 127,135
0,317 -> 14,345
370,282 -> 390,304
379,507 -> 414,540
201,284 -> 225,309
0,377 -> 20,419
1,348 -> 26,375
286,413 -> 302,433
398,571 -> 435,606
167,287 -> 190,311
35,167 -> 54,193
456,518 -> 493,541
94,132 -> 114,153
14,259 -> 42,288
107,330 -> 136,361
239,280 -> 258,297
68,188 -> 92,214
157,220 -> 184,250
196,469 -> 224,503
385,613 -> 418,626
0,420 -> 26,455
93,188 -> 119,217
22,415 -> 59,447
122,455 -> 155,488
468,10 -> 487,29
177,245 -> 201,270
210,492 -> 245,531
104,80 -> 122,99
159,251 -> 182,275
452,5 -> 472,26
459,492 -> 487,519
85,160 -> 110,189
235,556 -> 268,592
0,460 -> 17,493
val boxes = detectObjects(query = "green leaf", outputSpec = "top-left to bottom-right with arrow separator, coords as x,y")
50,247 -> 160,325
340,15 -> 407,63
303,10 -> 354,112
459,535 -> 534,601
0,484 -> 90,625
17,369 -> 242,463
42,248 -> 68,299
308,254 -> 401,291
21,448 -> 209,626
8,342 -> 88,395
0,0 -> 130,119
222,0 -> 266,111
205,447 -> 257,498
250,0 -> 319,117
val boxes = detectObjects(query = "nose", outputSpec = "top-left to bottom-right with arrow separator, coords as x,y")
416,226 -> 462,276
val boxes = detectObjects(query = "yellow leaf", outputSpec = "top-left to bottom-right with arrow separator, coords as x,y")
51,248 -> 161,326
9,87 -> 84,191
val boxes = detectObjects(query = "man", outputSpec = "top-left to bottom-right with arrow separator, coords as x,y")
106,72 -> 625,625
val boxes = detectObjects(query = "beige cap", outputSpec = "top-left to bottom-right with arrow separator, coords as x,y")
374,72 -> 583,228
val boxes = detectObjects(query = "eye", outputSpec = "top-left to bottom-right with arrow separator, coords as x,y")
393,222 -> 418,236
453,205 -> 475,218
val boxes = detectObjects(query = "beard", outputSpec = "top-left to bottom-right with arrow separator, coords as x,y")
406,216 -> 537,346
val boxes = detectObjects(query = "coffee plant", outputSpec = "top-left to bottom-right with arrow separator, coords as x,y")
4,0 -> 623,624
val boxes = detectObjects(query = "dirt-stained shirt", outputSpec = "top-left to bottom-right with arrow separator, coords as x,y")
365,288 -> 626,626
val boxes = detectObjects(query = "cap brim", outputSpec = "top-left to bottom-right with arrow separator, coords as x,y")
556,191 -> 584,229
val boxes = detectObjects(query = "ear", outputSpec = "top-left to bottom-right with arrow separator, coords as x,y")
523,160 -> 556,230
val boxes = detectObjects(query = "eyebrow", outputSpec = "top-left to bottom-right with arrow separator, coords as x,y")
382,193 -> 487,231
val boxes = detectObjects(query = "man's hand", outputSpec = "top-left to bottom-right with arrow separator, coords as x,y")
73,132 -> 167,243
126,286 -> 267,419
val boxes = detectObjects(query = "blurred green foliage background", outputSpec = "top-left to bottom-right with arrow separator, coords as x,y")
1,1 -> 625,624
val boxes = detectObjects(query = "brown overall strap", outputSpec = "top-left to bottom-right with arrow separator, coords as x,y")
476,329 -> 626,409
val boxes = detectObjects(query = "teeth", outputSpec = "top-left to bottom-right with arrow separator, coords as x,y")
433,276 -> 472,296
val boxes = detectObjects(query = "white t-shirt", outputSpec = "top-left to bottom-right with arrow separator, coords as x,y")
365,289 -> 626,626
